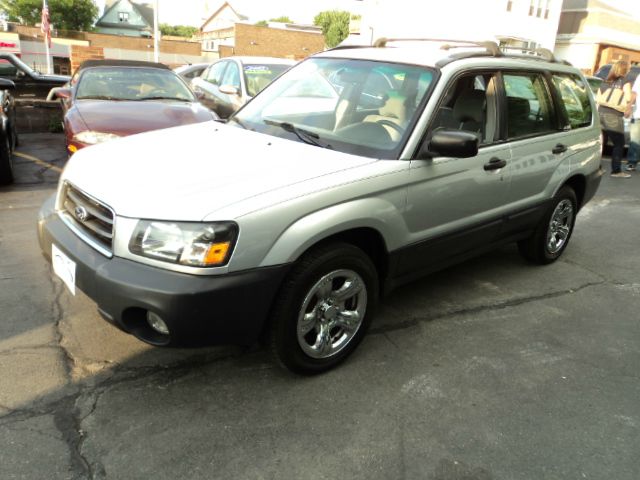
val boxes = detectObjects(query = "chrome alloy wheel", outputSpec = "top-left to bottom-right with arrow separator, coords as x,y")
546,199 -> 574,254
297,269 -> 368,359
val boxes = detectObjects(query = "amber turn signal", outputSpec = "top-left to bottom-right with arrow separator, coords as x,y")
203,241 -> 231,266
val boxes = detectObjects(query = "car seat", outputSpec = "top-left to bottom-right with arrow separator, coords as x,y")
452,89 -> 486,138
506,96 -> 531,138
363,92 -> 408,141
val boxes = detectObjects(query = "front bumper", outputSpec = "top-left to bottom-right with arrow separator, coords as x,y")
38,204 -> 290,347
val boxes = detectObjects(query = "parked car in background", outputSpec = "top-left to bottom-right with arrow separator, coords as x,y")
52,60 -> 216,155
0,53 -> 69,100
191,56 -> 294,118
0,78 -> 18,185
174,63 -> 209,82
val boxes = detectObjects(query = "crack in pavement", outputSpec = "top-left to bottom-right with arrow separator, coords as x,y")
2,266 -> 631,477
0,345 -> 61,357
48,276 -> 95,479
370,280 -> 607,335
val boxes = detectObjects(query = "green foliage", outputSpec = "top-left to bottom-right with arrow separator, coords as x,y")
269,16 -> 292,23
159,23 -> 198,38
0,0 -> 99,31
313,10 -> 350,48
48,112 -> 63,133
254,20 -> 268,27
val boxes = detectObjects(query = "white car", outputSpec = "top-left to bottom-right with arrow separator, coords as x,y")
190,56 -> 294,118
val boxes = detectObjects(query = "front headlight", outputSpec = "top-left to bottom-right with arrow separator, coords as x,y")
73,131 -> 120,145
129,221 -> 238,267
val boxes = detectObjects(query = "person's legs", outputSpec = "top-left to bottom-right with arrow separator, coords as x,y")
609,130 -> 624,173
626,119 -> 640,170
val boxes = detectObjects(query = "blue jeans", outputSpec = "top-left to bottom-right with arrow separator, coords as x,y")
604,130 -> 625,173
628,119 -> 640,166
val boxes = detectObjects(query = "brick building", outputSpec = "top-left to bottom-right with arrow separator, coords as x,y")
6,24 -> 210,73
199,1 -> 325,60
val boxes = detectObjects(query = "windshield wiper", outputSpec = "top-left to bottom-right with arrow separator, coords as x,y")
137,96 -> 191,102
264,120 -> 331,149
77,95 -> 121,101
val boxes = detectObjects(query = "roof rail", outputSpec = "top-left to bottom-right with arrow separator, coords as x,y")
498,46 -> 572,65
372,37 -> 573,66
373,37 -> 502,56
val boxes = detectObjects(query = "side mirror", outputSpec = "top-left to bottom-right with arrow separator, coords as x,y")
219,84 -> 239,96
194,90 -> 205,100
52,87 -> 72,100
420,130 -> 479,159
15,70 -> 26,78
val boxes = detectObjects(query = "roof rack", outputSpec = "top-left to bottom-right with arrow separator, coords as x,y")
500,46 -> 553,61
373,37 -> 502,56
372,37 -> 571,66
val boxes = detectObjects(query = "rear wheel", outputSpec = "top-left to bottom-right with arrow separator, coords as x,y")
270,242 -> 379,374
0,133 -> 14,185
518,186 -> 577,264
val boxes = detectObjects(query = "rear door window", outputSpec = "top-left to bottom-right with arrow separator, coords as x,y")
503,73 -> 556,139
551,74 -> 593,129
0,59 -> 17,77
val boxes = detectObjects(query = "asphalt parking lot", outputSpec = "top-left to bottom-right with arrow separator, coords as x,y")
1,133 -> 639,480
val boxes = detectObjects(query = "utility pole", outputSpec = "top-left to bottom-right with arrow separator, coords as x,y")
153,0 -> 160,63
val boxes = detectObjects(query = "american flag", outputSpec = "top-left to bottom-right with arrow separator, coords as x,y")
41,0 -> 51,48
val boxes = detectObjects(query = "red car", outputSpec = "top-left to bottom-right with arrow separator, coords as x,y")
54,60 -> 216,155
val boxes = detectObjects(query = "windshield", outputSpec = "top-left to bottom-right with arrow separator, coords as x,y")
233,58 -> 435,159
243,64 -> 291,97
76,67 -> 195,101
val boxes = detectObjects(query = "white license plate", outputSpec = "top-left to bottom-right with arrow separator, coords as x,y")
52,244 -> 76,295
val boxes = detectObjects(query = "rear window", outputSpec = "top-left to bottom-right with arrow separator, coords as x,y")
551,74 -> 593,129
0,59 -> 17,77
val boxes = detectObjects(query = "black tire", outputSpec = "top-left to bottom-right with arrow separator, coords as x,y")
0,133 -> 13,186
518,186 -> 577,265
270,242 -> 379,374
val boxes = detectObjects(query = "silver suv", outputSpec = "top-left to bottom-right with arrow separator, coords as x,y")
38,39 -> 603,373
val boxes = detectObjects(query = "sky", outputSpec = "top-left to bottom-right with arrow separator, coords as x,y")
94,0 -> 364,28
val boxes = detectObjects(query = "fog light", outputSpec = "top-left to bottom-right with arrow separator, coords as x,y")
146,311 -> 169,335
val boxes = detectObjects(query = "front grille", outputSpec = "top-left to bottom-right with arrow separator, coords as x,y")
60,183 -> 114,255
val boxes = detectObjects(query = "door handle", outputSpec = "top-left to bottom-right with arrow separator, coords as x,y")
484,157 -> 507,171
552,143 -> 568,154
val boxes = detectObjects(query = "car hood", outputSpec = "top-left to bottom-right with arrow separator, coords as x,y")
62,121 -> 377,221
75,100 -> 214,136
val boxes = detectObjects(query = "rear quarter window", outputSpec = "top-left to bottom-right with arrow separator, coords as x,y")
551,74 -> 593,129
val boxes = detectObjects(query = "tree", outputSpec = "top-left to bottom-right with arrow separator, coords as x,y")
159,23 -> 198,38
313,10 -> 350,48
269,16 -> 292,23
254,20 -> 268,27
0,0 -> 99,31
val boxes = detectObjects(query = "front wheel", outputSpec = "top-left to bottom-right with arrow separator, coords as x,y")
518,186 -> 577,264
270,243 -> 379,374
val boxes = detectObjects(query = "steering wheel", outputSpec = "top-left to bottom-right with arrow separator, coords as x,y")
376,119 -> 405,134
